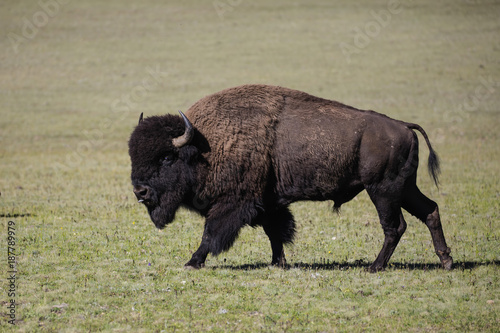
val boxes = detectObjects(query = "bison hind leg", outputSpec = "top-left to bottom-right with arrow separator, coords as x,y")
261,206 -> 296,268
402,178 -> 452,270
365,184 -> 408,273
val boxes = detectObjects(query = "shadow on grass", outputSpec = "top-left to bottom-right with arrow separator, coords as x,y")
213,260 -> 499,271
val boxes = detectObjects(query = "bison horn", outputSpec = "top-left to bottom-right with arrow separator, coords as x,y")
172,111 -> 194,148
138,112 -> 144,125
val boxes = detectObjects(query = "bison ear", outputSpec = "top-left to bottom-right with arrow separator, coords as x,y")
138,112 -> 144,125
172,111 -> 194,148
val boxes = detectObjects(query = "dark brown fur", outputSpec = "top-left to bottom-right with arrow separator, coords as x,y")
129,84 -> 452,272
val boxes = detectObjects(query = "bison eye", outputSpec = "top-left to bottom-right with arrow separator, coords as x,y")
162,155 -> 175,167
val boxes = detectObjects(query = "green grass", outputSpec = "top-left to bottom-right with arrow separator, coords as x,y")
1,0 -> 499,331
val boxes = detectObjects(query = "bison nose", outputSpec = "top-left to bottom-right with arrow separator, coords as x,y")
133,185 -> 152,203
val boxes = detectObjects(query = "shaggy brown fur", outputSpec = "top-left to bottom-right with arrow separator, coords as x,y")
186,85 -> 283,203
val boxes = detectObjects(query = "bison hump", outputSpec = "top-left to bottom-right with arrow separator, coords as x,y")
186,85 -> 285,200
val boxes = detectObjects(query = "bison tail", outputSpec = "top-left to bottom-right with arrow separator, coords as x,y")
405,123 -> 441,187
427,145 -> 441,187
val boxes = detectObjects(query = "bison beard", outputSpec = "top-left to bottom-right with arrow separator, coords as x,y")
128,84 -> 453,272
147,193 -> 178,230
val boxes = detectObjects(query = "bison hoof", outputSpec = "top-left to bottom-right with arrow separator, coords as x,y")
368,265 -> 385,273
184,262 -> 205,270
271,259 -> 287,269
441,257 -> 453,270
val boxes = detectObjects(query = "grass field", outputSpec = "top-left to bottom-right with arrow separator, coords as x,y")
1,0 -> 499,331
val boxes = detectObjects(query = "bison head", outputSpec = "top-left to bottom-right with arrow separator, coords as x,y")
128,111 -> 198,229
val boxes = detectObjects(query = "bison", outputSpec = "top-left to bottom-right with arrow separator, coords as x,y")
128,84 -> 452,272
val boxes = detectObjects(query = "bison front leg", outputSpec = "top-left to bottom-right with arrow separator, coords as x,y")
184,203 -> 254,269
263,226 -> 286,267
262,207 -> 296,268
184,235 -> 210,269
